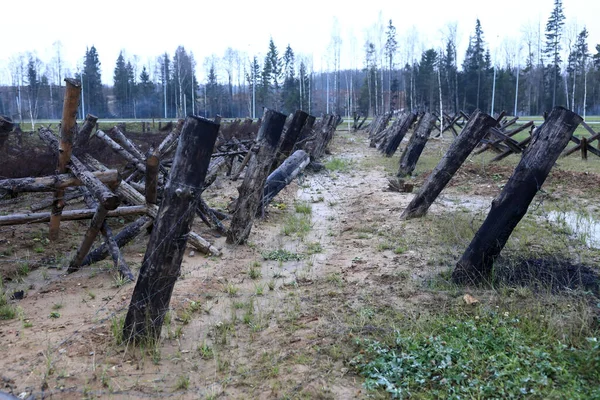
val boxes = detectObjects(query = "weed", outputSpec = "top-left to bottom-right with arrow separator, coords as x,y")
174,375 -> 190,390
49,311 -> 60,319
223,282 -> 239,296
110,314 -> 125,345
294,201 -> 312,215
197,341 -> 214,359
113,274 -> 129,288
268,280 -> 276,291
52,302 -> 63,310
255,284 -> 265,296
325,157 -> 352,172
262,249 -> 304,262
282,213 -> 312,237
248,266 -> 262,280
306,242 -> 323,254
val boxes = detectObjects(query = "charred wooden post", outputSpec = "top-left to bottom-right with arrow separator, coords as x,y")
581,136 -> 588,160
453,107 -> 583,284
123,116 -> 219,342
145,149 -> 160,204
402,110 -> 497,219
397,112 -> 436,177
292,115 -> 316,153
382,112 -> 417,157
261,150 -> 310,212
49,78 -> 81,241
81,216 -> 152,267
227,109 -> 287,244
0,170 -> 118,193
73,114 -> 98,153
276,110 -> 309,166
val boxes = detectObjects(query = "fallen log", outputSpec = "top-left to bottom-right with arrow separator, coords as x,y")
227,109 -> 287,244
261,149 -> 310,213
453,107 -> 583,284
397,112 -> 436,177
0,170 -> 119,193
30,190 -> 82,212
157,119 -> 185,158
94,129 -> 146,173
0,205 -> 148,226
111,126 -> 146,162
401,110 -> 497,219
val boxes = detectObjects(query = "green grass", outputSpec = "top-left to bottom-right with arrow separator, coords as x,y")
261,249 -> 304,262
294,201 -> 312,215
325,157 -> 352,172
352,309 -> 600,399
281,213 -> 312,237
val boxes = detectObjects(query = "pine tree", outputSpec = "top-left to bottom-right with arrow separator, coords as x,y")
282,45 -> 299,114
82,46 -> 106,117
462,19 -> 488,112
544,0 -> 565,108
137,66 -> 156,118
384,19 -> 398,111
113,52 -> 129,117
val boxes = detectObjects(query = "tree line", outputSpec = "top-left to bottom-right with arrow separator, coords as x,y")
1,0 -> 599,126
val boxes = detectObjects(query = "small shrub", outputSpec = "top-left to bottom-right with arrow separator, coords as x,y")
262,249 -> 304,262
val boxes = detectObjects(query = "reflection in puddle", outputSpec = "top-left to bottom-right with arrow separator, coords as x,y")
548,210 -> 600,248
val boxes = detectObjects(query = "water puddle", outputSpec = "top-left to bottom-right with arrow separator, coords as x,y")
548,210 -> 600,248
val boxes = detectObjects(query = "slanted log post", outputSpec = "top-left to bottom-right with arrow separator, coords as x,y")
123,116 -> 219,342
145,149 -> 160,204
453,107 -> 582,284
111,126 -> 146,162
0,170 -> 119,193
66,205 -> 110,273
275,110 -> 309,167
49,78 -> 81,241
291,115 -> 316,153
227,109 -> 287,244
397,112 -> 436,177
261,150 -> 310,212
581,136 -> 588,160
382,112 -> 417,157
73,114 -> 98,154
402,110 -> 497,219
157,119 -> 185,158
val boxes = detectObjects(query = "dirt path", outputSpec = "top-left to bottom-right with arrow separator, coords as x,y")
0,130 -> 501,398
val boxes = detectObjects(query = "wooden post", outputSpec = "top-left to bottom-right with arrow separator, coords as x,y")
49,78 -> 81,241
157,119 -> 185,158
581,136 -> 588,160
453,107 -> 583,284
276,110 -> 309,165
382,112 -> 417,157
123,115 -> 219,342
67,205 -> 110,272
95,129 -> 147,173
227,109 -> 287,244
397,112 -> 436,177
73,114 -> 98,154
145,149 -> 160,204
111,126 -> 146,162
401,110 -> 497,219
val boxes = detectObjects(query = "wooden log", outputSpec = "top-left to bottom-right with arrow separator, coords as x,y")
292,115 -> 317,152
111,126 -> 146,162
73,114 -> 98,154
145,149 -> 160,204
402,110 -> 497,219
31,190 -> 82,212
197,197 -> 226,234
123,115 -> 219,342
227,109 -> 287,244
261,150 -> 310,212
230,146 -> 256,181
0,170 -> 119,193
49,78 -> 81,241
382,112 -> 417,157
95,129 -> 146,173
81,215 -> 153,267
397,112 -> 436,177
356,115 -> 368,130
67,205 -> 109,273
581,136 -> 588,160
491,136 -> 533,162
0,205 -> 148,226
453,107 -> 583,284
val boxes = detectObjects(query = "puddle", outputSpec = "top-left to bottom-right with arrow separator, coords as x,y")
548,210 -> 600,248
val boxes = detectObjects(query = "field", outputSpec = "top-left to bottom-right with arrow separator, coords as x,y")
1,121 -> 599,398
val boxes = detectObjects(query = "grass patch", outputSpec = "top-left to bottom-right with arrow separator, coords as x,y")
262,249 -> 304,262
294,201 -> 312,215
325,157 -> 352,172
351,309 -> 600,399
0,279 -> 16,320
282,213 -> 312,237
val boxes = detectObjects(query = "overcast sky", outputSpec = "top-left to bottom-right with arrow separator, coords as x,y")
1,0 -> 599,85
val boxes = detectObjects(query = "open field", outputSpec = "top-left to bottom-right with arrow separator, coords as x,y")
1,124 -> 599,398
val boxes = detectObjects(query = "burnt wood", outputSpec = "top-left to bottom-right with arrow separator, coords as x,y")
397,112 -> 436,177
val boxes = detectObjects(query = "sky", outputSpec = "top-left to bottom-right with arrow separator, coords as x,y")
1,0 -> 599,85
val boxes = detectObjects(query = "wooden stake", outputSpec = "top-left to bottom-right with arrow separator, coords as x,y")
145,149 -> 160,204
123,115 -> 219,342
401,110 -> 497,219
453,107 -> 583,284
397,112 -> 436,177
49,78 -> 81,241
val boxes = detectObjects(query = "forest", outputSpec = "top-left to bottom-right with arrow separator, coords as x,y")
1,0 -> 599,124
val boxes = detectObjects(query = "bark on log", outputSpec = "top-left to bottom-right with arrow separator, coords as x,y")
402,110 -> 497,219
67,205 -> 109,273
227,109 -> 287,244
68,156 -> 120,210
197,197 -> 227,234
275,110 -> 309,166
453,107 -> 583,284
0,170 -> 118,193
382,112 -> 417,157
31,190 -> 82,212
0,205 -> 148,226
261,150 -> 310,212
145,149 -> 160,204
95,129 -> 146,173
157,119 -> 185,158
81,216 -> 153,268
111,126 -> 146,162
397,113 -> 436,177
50,78 -> 81,241
73,114 -> 98,154
124,115 -> 219,342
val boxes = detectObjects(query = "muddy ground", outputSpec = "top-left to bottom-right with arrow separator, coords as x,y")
1,126 -> 599,398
